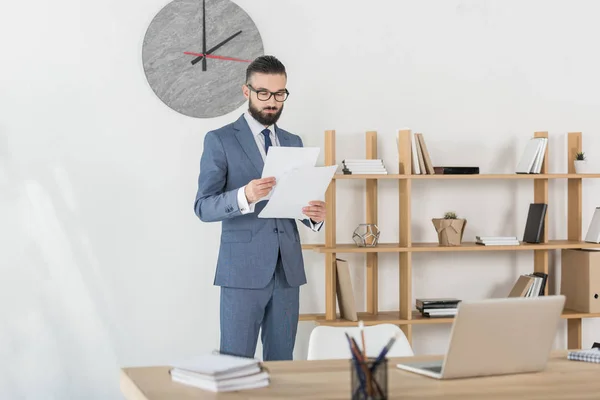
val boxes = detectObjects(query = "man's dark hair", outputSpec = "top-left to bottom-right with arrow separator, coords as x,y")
246,55 -> 287,83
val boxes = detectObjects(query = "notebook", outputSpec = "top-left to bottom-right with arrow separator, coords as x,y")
169,353 -> 269,392
523,203 -> 547,243
567,348 -> 600,364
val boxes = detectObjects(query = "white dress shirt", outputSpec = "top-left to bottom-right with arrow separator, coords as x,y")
237,112 -> 323,231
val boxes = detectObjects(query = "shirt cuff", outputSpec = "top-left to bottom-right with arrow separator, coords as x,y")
308,218 -> 324,232
237,187 -> 255,214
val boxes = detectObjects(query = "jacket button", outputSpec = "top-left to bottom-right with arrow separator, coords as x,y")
273,228 -> 278,233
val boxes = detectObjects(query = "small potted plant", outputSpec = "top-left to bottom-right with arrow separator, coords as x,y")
574,151 -> 588,174
432,212 -> 467,246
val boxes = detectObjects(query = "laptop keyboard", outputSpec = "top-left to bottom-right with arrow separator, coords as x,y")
422,365 -> 443,373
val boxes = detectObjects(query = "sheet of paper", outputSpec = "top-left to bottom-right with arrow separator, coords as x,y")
258,165 -> 337,219
258,146 -> 320,201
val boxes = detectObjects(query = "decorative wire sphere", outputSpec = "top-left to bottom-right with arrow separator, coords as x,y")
352,224 -> 381,247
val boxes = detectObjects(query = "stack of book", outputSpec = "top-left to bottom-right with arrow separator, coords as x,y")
416,298 -> 461,318
169,352 -> 269,392
568,348 -> 600,364
342,159 -> 388,175
476,236 -> 520,246
507,273 -> 548,298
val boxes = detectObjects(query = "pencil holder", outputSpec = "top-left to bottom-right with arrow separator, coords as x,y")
350,357 -> 388,400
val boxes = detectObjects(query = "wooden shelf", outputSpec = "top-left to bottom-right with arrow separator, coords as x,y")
314,130 -> 596,349
300,309 -> 600,326
312,240 -> 600,254
301,244 -> 323,251
333,173 -> 600,180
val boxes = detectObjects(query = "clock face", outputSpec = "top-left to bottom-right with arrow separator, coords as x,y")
142,0 -> 264,118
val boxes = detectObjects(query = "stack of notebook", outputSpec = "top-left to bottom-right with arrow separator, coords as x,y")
416,298 -> 461,318
476,236 -> 520,246
169,352 -> 269,392
507,273 -> 548,298
568,348 -> 600,364
342,159 -> 388,175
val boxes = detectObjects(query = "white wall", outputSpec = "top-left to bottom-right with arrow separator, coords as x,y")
2,0 -> 600,398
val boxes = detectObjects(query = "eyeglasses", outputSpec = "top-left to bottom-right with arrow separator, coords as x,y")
247,84 -> 289,102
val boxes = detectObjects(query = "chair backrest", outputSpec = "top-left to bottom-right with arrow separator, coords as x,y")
307,324 -> 414,360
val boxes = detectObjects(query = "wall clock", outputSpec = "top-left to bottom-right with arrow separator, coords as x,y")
142,0 -> 264,118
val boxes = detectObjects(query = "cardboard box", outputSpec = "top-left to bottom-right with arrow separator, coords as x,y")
561,249 -> 600,313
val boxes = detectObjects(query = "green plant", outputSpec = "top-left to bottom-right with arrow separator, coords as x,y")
575,151 -> 586,161
444,211 -> 457,219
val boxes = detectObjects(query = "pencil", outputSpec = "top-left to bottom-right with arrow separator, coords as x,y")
358,321 -> 373,396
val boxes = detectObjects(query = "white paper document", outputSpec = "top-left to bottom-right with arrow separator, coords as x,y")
258,165 -> 337,219
259,146 -> 320,201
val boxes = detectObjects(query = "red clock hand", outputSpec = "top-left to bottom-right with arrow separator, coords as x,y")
184,52 -> 251,63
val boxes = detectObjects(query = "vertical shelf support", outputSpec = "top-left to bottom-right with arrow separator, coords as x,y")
533,132 -> 549,293
366,131 -> 379,315
324,130 -> 337,321
398,129 -> 413,343
567,132 -> 583,349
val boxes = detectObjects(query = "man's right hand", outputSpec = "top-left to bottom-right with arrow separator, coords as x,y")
245,177 -> 276,203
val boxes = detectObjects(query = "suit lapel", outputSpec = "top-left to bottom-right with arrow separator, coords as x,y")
275,125 -> 293,147
233,115 -> 264,175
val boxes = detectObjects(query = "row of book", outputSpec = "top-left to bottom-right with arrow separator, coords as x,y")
516,137 -> 548,174
342,159 -> 388,175
416,298 -> 461,318
407,132 -> 435,174
507,273 -> 548,297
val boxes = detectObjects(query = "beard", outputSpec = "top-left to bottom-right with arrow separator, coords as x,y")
248,98 -> 284,126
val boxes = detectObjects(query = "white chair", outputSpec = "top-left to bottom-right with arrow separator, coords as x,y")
307,324 -> 414,360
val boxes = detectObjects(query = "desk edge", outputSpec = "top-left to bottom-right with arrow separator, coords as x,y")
120,369 -> 150,400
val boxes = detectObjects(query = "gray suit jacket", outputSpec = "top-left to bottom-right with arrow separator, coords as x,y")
194,114 -> 320,289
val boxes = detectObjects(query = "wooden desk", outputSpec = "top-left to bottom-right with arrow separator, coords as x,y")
120,351 -> 600,399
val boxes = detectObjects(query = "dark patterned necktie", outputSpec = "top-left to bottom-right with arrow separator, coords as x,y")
261,128 -> 272,154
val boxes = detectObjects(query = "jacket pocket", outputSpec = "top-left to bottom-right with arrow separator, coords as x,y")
221,230 -> 252,243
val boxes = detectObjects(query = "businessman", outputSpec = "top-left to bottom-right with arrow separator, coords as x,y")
194,56 -> 325,361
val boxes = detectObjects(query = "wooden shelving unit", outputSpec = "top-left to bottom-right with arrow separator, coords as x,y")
300,130 -> 599,350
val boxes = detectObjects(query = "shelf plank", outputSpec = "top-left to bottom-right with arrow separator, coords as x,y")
313,240 -> 600,254
333,173 -> 600,180
300,308 -> 600,326
301,244 -> 323,251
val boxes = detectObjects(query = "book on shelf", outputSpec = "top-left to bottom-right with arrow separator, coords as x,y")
169,353 -> 269,392
342,159 -> 388,175
568,348 -> 600,364
507,273 -> 547,298
476,236 -> 520,246
403,131 -> 435,175
416,298 -> 461,318
515,137 -> 548,174
584,207 -> 600,243
335,258 -> 358,321
523,203 -> 547,243
433,166 -> 480,175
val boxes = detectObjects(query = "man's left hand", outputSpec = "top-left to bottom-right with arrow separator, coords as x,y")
302,201 -> 326,223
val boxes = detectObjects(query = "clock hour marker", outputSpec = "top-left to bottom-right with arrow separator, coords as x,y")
184,52 -> 251,63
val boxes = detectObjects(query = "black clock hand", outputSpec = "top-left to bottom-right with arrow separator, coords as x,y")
201,0 -> 207,71
191,30 -> 243,66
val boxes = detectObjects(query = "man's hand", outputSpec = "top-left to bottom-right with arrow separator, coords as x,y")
245,177 -> 276,203
302,200 -> 326,223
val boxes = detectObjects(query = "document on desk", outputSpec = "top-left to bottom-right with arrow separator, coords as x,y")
259,146 -> 320,201
258,165 -> 337,219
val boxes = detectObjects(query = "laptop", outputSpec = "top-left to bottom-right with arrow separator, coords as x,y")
397,295 -> 565,379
